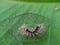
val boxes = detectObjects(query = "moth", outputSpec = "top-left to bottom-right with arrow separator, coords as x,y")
18,24 -> 44,37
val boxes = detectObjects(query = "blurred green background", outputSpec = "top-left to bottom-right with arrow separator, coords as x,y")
0,0 -> 60,2
14,0 -> 59,2
0,0 -> 60,45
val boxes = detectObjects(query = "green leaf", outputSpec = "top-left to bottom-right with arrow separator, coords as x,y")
0,1 -> 60,45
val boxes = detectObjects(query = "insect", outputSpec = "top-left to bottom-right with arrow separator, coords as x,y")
9,13 -> 49,43
19,24 -> 44,37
